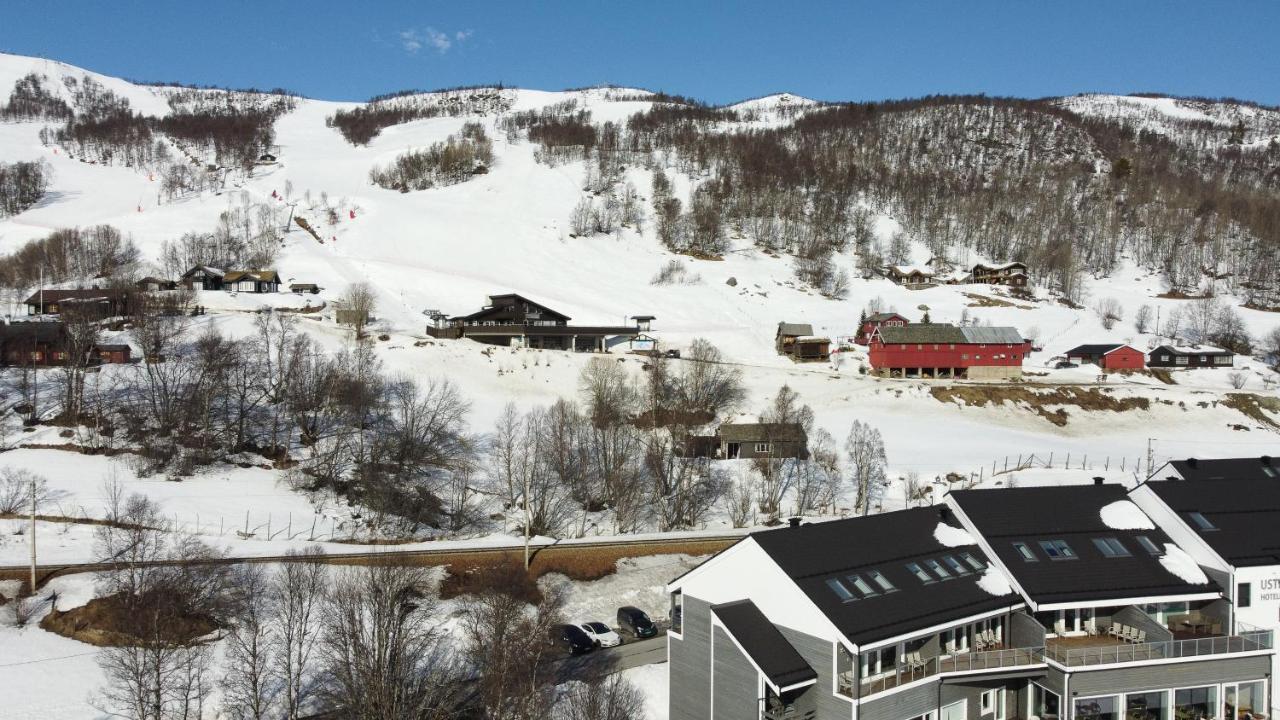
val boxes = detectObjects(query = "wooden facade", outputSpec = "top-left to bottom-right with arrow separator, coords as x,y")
1147,345 -> 1234,369
776,323 -> 830,361
885,266 -> 937,288
0,322 -> 132,367
429,293 -> 646,352
856,312 -> 908,345
679,423 -> 810,460
970,262 -> 1029,287
869,324 -> 1030,380
180,265 -> 226,291
1065,344 -> 1146,371
222,270 -> 280,293
24,289 -> 133,318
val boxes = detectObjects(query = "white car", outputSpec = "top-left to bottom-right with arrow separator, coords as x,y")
579,621 -> 622,648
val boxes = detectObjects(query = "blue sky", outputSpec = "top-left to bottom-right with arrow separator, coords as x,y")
2,1 -> 1278,105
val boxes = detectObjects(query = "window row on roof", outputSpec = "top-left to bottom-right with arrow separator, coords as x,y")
1014,536 -> 1165,563
825,551 -> 990,602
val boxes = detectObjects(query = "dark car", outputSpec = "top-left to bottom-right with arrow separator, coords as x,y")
616,606 -> 658,638
549,623 -> 595,655
1053,360 -> 1079,369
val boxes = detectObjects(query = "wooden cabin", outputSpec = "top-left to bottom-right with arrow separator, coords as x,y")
1065,344 -> 1145,371
856,312 -> 908,345
180,265 -> 226,291
970,261 -> 1029,287
135,276 -> 177,292
884,266 -> 937,288
290,283 -> 321,294
776,323 -> 829,361
223,270 -> 280,293
429,293 -> 647,352
1147,345 -> 1234,369
24,289 -> 132,318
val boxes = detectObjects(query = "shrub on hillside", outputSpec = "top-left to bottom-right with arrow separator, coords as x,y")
369,123 -> 493,191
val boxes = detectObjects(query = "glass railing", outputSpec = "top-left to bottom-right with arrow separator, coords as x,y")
860,646 -> 1046,696
1045,630 -> 1273,667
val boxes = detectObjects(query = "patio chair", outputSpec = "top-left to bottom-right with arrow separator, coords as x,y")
1136,630 -> 1146,644
1123,626 -> 1139,643
1109,622 -> 1122,639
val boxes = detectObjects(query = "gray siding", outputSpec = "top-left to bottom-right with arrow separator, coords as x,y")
714,626 -> 760,720
859,680 -> 941,720
671,595 -> 713,720
1067,655 -> 1272,697
778,625 -> 852,720
1010,611 -> 1047,648
1112,606 -> 1172,642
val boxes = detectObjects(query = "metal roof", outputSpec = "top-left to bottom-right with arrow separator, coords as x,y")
960,326 -> 1025,344
776,322 -> 814,337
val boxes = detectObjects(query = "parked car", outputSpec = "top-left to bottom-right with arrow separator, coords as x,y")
549,623 -> 595,654
1053,360 -> 1079,369
579,621 -> 621,648
616,606 -> 658,638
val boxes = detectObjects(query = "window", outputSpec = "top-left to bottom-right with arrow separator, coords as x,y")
826,578 -> 856,602
1013,542 -> 1038,562
860,646 -> 897,677
1214,355 -> 1232,365
868,569 -> 897,593
924,559 -> 954,580
943,556 -> 970,575
1135,536 -> 1161,555
906,562 -> 935,584
835,645 -> 854,697
1075,695 -> 1119,720
961,353 -> 969,360
1238,582 -> 1252,608
961,552 -> 986,571
1174,687 -> 1217,720
1126,691 -> 1168,720
1039,539 -> 1076,560
848,574 -> 878,597
670,589 -> 683,634
1176,356 -> 1189,365
981,690 -> 998,715
1092,537 -> 1131,557
1188,512 -> 1217,531
754,442 -> 772,453
1030,683 -> 1061,720
1225,681 -> 1265,720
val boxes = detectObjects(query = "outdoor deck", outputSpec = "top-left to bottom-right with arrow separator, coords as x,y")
858,646 -> 1046,696
1044,630 -> 1272,666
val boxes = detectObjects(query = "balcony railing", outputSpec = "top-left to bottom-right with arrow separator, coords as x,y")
1045,630 -> 1273,667
860,646 -> 1046,696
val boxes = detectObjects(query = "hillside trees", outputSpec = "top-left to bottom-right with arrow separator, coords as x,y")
0,160 -> 52,217
0,224 -> 139,289
369,122 -> 494,191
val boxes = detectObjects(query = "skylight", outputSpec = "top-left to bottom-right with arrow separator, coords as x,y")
827,578 -> 855,602
906,562 -> 935,584
1092,537 -> 1131,558
868,570 -> 897,593
848,574 -> 878,597
1013,542 -> 1038,562
1039,539 -> 1076,560
961,552 -> 986,570
1188,512 -> 1218,531
924,559 -> 954,580
1135,536 -> 1161,555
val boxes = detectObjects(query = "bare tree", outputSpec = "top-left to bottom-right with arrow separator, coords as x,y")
274,546 -> 329,720
460,580 -> 565,720
221,564 -> 276,720
0,468 -> 55,515
1228,372 -> 1248,390
1134,304 -> 1153,334
1265,326 -> 1280,368
1185,297 -> 1223,344
339,281 -> 377,338
318,563 -> 464,720
845,421 -> 887,516
1094,297 -> 1124,330
553,674 -> 647,720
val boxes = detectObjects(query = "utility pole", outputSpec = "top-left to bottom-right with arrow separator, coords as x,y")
29,475 -> 37,594
1146,438 -> 1155,479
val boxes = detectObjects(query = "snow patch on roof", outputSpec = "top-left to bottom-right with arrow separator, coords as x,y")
977,565 -> 1014,597
934,522 -> 976,547
1099,500 -> 1155,530
1160,543 -> 1209,585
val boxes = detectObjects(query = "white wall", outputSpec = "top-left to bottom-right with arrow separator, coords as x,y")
1234,565 -> 1280,712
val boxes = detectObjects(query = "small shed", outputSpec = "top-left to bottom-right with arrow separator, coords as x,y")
1065,344 -> 1145,371
93,344 -> 132,364
717,423 -> 809,460
290,283 -> 321,294
776,322 -> 814,356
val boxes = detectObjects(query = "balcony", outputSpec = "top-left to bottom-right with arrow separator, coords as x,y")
859,646 -> 1046,696
1044,629 -> 1272,667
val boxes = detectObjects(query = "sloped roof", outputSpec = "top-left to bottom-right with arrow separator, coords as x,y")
877,324 -> 968,344
181,265 -> 225,278
777,322 -> 814,336
751,507 -> 1016,645
1145,477 -> 1280,567
719,423 -> 807,443
889,265 -> 935,277
950,485 -> 1219,605
960,326 -> 1025,344
1066,344 -> 1127,356
23,288 -> 129,304
1164,457 -> 1280,483
712,600 -> 817,689
1152,344 -> 1232,356
0,321 -> 65,342
973,261 -> 1028,271
224,270 -> 280,283
867,312 -> 907,323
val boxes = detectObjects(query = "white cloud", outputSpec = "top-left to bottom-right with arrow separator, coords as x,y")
400,26 -> 472,55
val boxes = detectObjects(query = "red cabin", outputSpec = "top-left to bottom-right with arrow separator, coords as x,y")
1065,344 -> 1145,371
869,323 -> 1030,380
856,312 -> 908,345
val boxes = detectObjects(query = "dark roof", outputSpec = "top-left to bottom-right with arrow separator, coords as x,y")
23,288 -> 128,304
719,423 -> 807,443
1145,477 -> 1280,567
94,344 -> 130,352
455,293 -> 572,322
1065,344 -> 1126,356
751,507 -> 1015,645
949,485 -> 1219,605
777,322 -> 814,337
1163,457 -> 1280,483
866,312 -> 906,323
712,600 -> 817,689
1151,345 -> 1233,356
0,321 -> 65,342
878,324 -> 968,344
224,270 -> 280,283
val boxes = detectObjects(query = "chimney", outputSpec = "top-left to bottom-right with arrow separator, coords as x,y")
1187,458 -> 1199,469
938,505 -> 950,521
788,516 -> 802,529
1262,456 -> 1273,466
1093,477 -> 1104,486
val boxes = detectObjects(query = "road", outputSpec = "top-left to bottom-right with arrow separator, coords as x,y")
557,634 -> 668,678
0,533 -> 742,588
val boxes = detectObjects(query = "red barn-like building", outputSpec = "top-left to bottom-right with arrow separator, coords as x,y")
869,323 -> 1030,380
856,312 -> 908,345
1065,344 -> 1145,371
